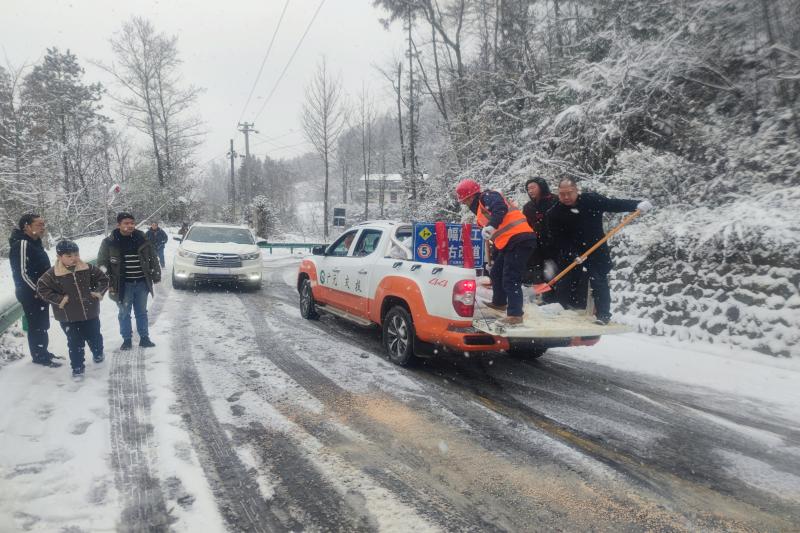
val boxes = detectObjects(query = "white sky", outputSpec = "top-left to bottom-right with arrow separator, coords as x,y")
1,0 -> 406,173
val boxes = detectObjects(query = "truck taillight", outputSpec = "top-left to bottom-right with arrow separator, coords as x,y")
452,279 -> 476,317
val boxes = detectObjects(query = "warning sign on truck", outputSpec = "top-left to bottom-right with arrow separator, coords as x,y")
412,222 -> 484,268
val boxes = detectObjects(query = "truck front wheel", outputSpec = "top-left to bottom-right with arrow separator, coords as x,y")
383,306 -> 417,366
299,278 -> 320,320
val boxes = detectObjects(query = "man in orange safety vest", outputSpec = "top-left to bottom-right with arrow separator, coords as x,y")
456,179 -> 537,325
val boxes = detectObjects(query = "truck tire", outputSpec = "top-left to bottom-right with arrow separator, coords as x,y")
299,278 -> 319,320
508,346 -> 548,360
383,306 -> 418,366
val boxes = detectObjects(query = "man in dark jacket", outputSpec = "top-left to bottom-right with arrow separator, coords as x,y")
522,177 -> 558,284
8,213 -> 61,367
547,177 -> 652,324
145,221 -> 169,267
97,212 -> 161,350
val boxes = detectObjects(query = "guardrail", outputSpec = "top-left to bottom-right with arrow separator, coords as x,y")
0,296 -> 22,335
257,242 -> 327,255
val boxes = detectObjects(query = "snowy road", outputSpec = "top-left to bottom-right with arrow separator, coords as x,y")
2,252 -> 800,531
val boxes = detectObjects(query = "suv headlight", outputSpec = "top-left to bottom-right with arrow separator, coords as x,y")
240,251 -> 261,261
178,249 -> 198,259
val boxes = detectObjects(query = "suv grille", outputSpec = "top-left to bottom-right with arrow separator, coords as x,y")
195,253 -> 242,268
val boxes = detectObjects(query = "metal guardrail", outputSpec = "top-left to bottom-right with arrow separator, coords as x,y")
0,296 -> 22,335
257,242 -> 327,254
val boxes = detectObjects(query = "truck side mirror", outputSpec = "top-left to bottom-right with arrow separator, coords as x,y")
173,236 -> 183,242
312,245 -> 326,256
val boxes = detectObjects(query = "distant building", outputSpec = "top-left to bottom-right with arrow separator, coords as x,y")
357,173 -> 428,205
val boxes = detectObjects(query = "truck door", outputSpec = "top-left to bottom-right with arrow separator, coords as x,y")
346,228 -> 384,318
314,229 -> 357,307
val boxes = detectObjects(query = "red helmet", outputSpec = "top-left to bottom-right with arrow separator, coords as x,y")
456,179 -> 481,202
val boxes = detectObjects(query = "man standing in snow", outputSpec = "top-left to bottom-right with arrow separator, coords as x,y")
145,221 -> 169,267
456,179 -> 537,326
8,213 -> 62,367
97,212 -> 161,351
547,177 -> 653,324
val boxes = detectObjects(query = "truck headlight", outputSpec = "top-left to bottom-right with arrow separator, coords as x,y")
240,252 -> 261,261
178,249 -> 198,259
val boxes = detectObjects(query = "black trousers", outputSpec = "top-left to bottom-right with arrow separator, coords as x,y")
60,318 -> 103,369
564,261 -> 612,319
490,240 -> 536,317
17,291 -> 50,361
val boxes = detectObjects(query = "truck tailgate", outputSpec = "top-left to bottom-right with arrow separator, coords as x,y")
472,304 -> 632,338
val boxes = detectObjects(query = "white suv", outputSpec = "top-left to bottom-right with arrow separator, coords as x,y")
172,223 -> 262,290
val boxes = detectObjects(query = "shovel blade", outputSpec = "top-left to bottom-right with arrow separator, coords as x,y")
532,283 -> 552,295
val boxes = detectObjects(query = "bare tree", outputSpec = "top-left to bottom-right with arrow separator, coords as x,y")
301,57 -> 345,239
358,82 -> 375,218
99,17 -> 202,187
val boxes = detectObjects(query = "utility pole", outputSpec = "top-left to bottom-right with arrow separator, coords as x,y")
237,122 -> 258,203
228,139 -> 237,220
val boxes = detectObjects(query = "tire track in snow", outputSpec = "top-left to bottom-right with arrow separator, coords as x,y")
237,292 -> 578,532
108,284 -> 173,532
257,278 -> 800,531
169,289 -> 289,532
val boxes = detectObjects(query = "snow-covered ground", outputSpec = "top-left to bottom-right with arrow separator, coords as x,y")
1,240 -> 799,530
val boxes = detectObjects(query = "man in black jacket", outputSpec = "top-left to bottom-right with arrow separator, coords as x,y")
97,212 -> 161,350
8,213 -> 62,367
145,221 -> 169,267
547,177 -> 652,324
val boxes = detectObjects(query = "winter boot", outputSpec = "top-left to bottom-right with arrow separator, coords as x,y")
93,352 -> 105,363
482,301 -> 508,312
32,355 -> 62,368
594,315 -> 611,325
139,337 -> 156,348
72,365 -> 85,378
498,315 -> 524,326
120,339 -> 133,351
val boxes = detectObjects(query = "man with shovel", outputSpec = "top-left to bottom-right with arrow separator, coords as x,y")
456,179 -> 537,326
546,177 -> 652,324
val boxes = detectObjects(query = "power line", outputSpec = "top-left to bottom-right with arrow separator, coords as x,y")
236,0 -> 291,124
251,0 -> 327,124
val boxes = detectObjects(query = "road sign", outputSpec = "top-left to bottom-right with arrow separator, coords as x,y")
412,222 -> 483,267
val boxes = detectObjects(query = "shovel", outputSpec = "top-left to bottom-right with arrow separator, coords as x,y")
533,210 -> 642,295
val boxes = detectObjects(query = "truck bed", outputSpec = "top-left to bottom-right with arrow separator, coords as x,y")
472,302 -> 632,338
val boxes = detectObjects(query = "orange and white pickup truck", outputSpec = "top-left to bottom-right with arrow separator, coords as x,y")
297,221 -> 629,366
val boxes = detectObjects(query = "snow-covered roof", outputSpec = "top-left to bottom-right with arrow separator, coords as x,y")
359,173 -> 403,182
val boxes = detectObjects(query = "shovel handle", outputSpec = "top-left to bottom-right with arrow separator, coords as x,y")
546,210 -> 642,288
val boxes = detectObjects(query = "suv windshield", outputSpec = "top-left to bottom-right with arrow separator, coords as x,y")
185,227 -> 254,245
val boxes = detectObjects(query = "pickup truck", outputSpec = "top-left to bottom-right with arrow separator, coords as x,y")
297,221 -> 626,366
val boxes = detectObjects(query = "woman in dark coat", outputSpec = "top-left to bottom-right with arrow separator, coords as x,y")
521,177 -> 558,284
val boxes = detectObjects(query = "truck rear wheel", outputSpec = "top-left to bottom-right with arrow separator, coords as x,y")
383,306 -> 417,366
299,278 -> 319,320
508,346 -> 548,359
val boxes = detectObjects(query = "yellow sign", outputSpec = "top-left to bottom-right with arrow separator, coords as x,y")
418,227 -> 432,240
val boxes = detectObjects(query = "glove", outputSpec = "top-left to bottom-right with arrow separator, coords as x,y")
481,226 -> 495,240
59,295 -> 69,309
574,256 -> 585,265
91,292 -> 103,300
637,200 -> 653,213
543,259 -> 557,281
